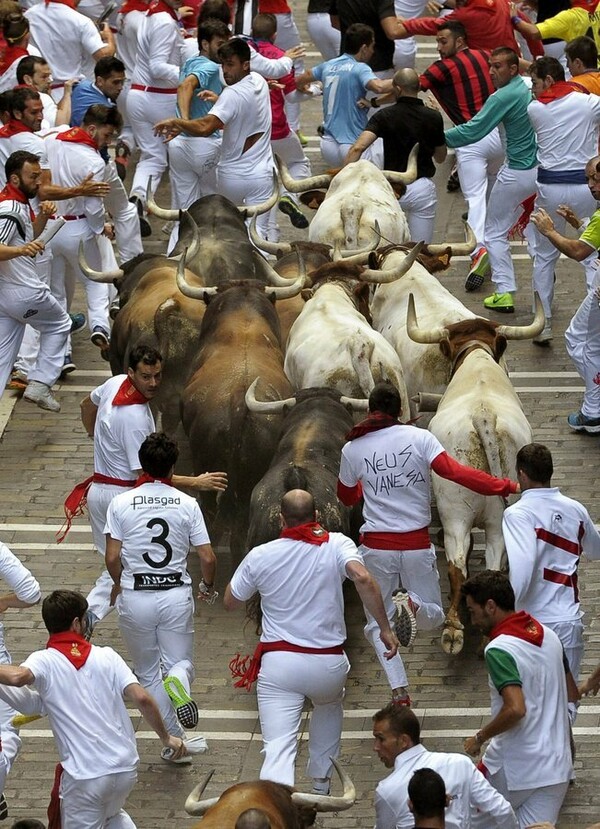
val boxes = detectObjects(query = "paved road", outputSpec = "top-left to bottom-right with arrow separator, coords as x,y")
1,6 -> 600,827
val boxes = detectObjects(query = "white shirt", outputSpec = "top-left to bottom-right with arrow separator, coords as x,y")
25,2 -> 104,83
22,645 -> 138,779
0,542 -> 41,662
503,487 -> 600,624
528,92 -> 600,170
105,481 -> 210,589
483,624 -> 572,790
0,199 -> 38,288
0,130 -> 49,189
90,374 -> 155,480
0,55 -> 27,94
339,425 -> 445,533
211,72 -> 273,175
40,92 -> 58,131
375,744 -> 518,829
131,10 -> 184,88
44,127 -> 107,234
116,8 -> 147,78
230,532 -> 363,647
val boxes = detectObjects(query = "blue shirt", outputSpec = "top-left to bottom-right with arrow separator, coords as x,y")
176,54 -> 223,122
70,79 -> 114,128
312,53 -> 376,144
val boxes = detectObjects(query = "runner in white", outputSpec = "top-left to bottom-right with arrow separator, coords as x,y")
503,442 -> 600,719
16,56 -> 75,130
224,489 -> 398,791
337,382 -> 518,706
155,37 -> 275,239
105,431 -> 217,760
0,589 -> 187,828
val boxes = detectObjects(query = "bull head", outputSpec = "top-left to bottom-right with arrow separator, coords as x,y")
185,757 -> 355,817
406,292 -> 546,344
245,378 -> 369,413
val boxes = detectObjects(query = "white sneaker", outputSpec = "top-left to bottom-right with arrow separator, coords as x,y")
23,381 -> 60,412
533,321 -> 552,346
160,735 -> 208,765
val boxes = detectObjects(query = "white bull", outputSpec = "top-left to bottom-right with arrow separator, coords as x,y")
407,295 -> 545,654
283,258 -> 416,411
277,152 -> 418,249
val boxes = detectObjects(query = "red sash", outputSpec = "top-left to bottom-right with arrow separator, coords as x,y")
44,0 -> 77,7
0,46 -> 28,76
56,127 -> 98,151
230,640 -> 345,692
360,529 -> 430,551
120,0 -> 149,12
47,763 -> 63,829
46,631 -> 91,669
135,473 -> 172,487
280,522 -> 329,545
346,412 -> 398,441
0,119 -> 32,138
147,0 -> 178,19
112,377 -> 147,406
489,610 -> 544,647
0,181 -> 35,220
56,473 -> 136,544
536,80 -> 588,104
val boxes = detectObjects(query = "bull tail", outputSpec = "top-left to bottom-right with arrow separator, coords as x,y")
472,408 -> 504,479
348,335 -> 376,396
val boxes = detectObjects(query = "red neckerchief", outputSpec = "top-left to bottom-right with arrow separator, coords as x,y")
280,522 -> 330,546
147,0 -> 178,20
536,81 -> 588,105
112,377 -> 148,406
44,0 -> 77,7
0,181 -> 34,219
0,118 -> 32,138
120,0 -> 149,12
345,412 -> 398,441
489,610 -> 544,647
0,45 -> 28,76
135,473 -> 172,487
56,127 -> 98,151
46,631 -> 92,669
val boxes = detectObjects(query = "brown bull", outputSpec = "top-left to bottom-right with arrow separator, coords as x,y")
187,760 -> 355,828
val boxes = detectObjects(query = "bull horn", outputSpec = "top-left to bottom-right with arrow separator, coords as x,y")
184,769 -> 219,816
339,395 -> 369,411
239,170 -> 280,217
146,176 -> 179,221
245,377 -> 296,413
406,293 -> 448,344
382,144 -> 419,186
427,221 -> 477,256
291,758 -> 355,812
360,241 -> 425,284
332,221 -> 382,263
276,154 -> 334,192
78,240 -> 124,282
264,270 -> 305,299
252,248 -> 301,286
496,292 -> 546,340
171,211 -> 201,262
176,249 -> 208,299
249,214 -> 292,256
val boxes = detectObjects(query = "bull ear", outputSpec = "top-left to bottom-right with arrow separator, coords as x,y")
494,334 -> 507,361
368,250 -> 383,270
439,339 -> 452,359
203,291 -> 213,305
301,288 -> 313,302
267,290 -> 277,304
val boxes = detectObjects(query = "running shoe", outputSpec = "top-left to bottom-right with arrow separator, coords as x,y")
278,195 -> 309,229
464,247 -> 490,292
391,692 -> 411,707
296,129 -> 309,147
69,312 -> 86,334
0,794 -> 8,820
90,326 -> 111,361
567,411 -> 600,434
160,746 -> 193,765
23,381 -> 60,412
6,370 -> 27,391
532,322 -> 553,346
483,292 -> 514,313
163,675 -> 199,729
392,589 -> 418,648
446,168 -> 460,192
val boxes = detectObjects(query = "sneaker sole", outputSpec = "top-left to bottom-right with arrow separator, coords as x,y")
392,592 -> 417,648
464,272 -> 485,292
160,750 -> 193,765
532,338 -> 552,347
23,396 -> 60,412
278,200 -> 309,229
569,422 -> 600,434
163,677 -> 199,728
483,304 -> 514,314
90,333 -> 109,348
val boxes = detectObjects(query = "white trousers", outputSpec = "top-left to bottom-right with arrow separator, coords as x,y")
127,89 -> 177,204
14,247 -> 54,375
320,135 -> 382,169
267,132 -> 311,240
50,219 -> 111,334
393,0 -> 427,69
455,130 -> 504,251
360,543 -> 444,690
487,766 -> 568,829
0,285 -> 70,391
257,650 -> 349,786
217,165 -> 274,239
565,271 -> 600,418
104,162 -> 144,263
531,181 -> 598,317
485,164 -> 538,295
399,177 -> 437,244
273,13 -> 303,132
60,768 -> 138,829
166,133 -> 221,253
306,13 -> 340,60
116,587 -> 194,739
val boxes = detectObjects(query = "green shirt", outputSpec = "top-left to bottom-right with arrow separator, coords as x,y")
445,76 -> 537,170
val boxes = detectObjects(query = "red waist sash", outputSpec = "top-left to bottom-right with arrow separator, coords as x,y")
56,473 -> 136,543
229,640 -> 345,692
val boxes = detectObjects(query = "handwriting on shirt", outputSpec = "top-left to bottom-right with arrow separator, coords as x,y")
363,445 -> 426,495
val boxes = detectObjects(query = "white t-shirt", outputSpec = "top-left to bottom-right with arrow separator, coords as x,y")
40,92 -> 58,131
528,92 -> 600,170
22,645 -> 139,779
131,11 -> 184,88
90,374 -> 155,480
116,8 -> 147,78
0,542 -> 41,663
0,200 -> 39,289
25,3 -> 104,83
105,481 -> 210,590
0,130 -> 49,189
229,532 -> 363,647
339,425 -> 445,533
211,72 -> 273,175
503,487 -> 600,624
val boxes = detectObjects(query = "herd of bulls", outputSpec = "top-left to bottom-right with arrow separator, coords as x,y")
80,154 -> 546,661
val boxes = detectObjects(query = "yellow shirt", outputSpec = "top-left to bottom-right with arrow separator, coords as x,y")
537,7 -> 600,52
581,209 -> 600,251
572,71 -> 600,95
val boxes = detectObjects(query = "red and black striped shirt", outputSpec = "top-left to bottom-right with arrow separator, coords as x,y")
420,48 -> 494,126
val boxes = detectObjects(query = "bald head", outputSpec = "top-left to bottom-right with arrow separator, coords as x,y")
393,68 -> 420,96
586,155 -> 600,199
235,809 -> 271,829
280,489 -> 315,527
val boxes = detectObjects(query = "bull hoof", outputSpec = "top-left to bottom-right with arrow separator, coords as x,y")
441,626 -> 464,655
